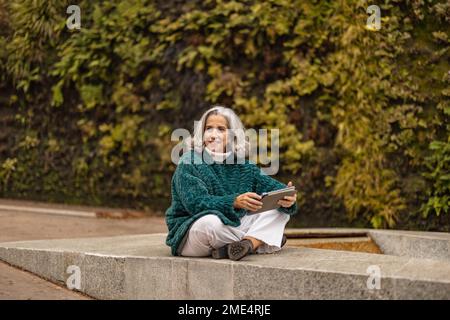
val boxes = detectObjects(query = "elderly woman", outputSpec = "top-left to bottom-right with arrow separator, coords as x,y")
165,106 -> 298,261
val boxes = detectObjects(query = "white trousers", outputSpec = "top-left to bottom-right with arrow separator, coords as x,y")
180,209 -> 290,257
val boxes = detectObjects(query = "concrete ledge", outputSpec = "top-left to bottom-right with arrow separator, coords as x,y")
368,229 -> 450,262
1,233 -> 450,299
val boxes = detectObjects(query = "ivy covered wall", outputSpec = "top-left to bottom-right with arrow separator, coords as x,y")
0,0 -> 449,230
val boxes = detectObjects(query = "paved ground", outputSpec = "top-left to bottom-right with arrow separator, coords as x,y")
0,261 -> 91,300
0,200 -> 167,300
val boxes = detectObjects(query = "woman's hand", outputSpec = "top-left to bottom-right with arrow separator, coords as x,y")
277,181 -> 297,208
234,192 -> 263,212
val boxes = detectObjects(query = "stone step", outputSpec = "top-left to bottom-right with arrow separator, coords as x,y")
0,233 -> 449,299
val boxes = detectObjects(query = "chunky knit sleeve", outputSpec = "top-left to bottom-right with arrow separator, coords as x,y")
253,165 -> 298,215
173,162 -> 242,217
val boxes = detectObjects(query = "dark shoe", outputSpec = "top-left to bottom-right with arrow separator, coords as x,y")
211,244 -> 229,259
214,236 -> 286,260
228,239 -> 254,261
281,235 -> 287,248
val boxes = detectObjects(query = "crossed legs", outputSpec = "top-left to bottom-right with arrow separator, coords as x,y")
180,209 -> 290,258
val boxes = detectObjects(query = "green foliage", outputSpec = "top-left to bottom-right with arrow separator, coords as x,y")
422,138 -> 450,218
0,0 -> 449,229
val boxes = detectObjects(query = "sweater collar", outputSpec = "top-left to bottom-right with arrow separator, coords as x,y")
202,147 -> 234,164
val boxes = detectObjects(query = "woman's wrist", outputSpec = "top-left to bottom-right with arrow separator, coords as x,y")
233,197 -> 241,209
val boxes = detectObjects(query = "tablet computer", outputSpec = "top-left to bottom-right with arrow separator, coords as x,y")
248,186 -> 296,214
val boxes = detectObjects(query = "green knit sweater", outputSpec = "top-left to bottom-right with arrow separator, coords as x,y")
165,150 -> 298,256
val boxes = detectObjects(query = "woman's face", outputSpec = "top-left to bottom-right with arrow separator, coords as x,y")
204,114 -> 228,152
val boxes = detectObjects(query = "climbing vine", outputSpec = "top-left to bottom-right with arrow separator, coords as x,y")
0,0 -> 448,229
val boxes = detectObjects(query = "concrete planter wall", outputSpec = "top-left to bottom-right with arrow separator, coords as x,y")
0,230 -> 449,299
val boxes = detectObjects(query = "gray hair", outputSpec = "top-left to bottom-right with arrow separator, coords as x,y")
186,106 -> 249,156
